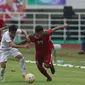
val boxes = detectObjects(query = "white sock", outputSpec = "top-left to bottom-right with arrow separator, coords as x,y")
20,57 -> 26,76
0,68 -> 5,77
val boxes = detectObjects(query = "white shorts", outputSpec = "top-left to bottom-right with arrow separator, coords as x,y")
0,48 -> 22,62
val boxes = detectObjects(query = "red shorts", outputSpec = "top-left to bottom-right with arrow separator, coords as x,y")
35,53 -> 52,65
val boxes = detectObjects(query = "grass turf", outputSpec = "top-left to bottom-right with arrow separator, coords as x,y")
0,48 -> 85,85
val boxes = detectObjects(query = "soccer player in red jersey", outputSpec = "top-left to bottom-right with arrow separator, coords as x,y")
0,19 -> 7,41
19,24 -> 68,81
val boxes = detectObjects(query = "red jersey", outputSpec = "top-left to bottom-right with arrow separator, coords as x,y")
28,30 -> 53,55
0,19 -> 6,41
49,40 -> 54,49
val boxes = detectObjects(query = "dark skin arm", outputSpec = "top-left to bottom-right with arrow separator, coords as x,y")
17,38 -> 31,45
8,42 -> 27,48
51,24 -> 68,32
17,39 -> 28,45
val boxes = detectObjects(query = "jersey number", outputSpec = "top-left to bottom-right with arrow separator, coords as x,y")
37,41 -> 43,44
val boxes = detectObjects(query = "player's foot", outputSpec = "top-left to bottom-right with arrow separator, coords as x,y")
22,72 -> 26,78
22,74 -> 26,81
0,76 -> 5,82
78,51 -> 85,54
23,74 -> 26,78
50,66 -> 55,74
47,77 -> 52,82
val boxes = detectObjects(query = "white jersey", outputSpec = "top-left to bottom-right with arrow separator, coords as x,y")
1,29 -> 22,49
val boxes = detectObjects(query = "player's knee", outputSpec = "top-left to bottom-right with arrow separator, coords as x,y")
36,62 -> 42,67
15,55 -> 23,60
19,57 -> 24,62
1,62 -> 7,68
44,64 -> 50,68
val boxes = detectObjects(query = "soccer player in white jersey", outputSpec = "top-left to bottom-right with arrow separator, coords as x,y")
0,25 -> 28,82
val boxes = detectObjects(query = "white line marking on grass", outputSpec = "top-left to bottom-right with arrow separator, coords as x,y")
25,60 -> 85,70
25,60 -> 36,63
57,69 -> 85,74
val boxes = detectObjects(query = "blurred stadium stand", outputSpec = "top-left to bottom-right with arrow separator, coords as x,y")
5,10 -> 85,43
1,0 -> 85,44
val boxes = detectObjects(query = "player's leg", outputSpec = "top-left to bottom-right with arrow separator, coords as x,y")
78,40 -> 85,54
0,62 -> 6,82
15,55 -> 26,77
0,51 -> 9,82
44,53 -> 55,74
36,55 -> 52,81
44,62 -> 55,74
50,62 -> 55,74
52,48 -> 56,64
10,48 -> 26,77
81,41 -> 85,53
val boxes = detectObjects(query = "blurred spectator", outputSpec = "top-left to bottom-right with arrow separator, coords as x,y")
0,18 -> 7,41
4,0 -> 26,24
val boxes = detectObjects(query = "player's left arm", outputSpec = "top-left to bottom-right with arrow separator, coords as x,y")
51,24 -> 68,32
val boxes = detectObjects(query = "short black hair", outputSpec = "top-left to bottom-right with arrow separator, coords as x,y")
9,25 -> 17,32
35,25 -> 43,32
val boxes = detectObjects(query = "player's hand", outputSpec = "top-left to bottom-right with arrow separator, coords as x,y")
64,24 -> 68,28
24,43 -> 30,48
26,36 -> 28,40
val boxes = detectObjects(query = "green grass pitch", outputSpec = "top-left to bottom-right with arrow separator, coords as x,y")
0,48 -> 85,85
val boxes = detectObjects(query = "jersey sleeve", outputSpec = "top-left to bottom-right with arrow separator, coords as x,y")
4,34 -> 12,43
28,35 -> 33,42
28,34 -> 35,42
44,30 -> 52,36
47,30 -> 52,35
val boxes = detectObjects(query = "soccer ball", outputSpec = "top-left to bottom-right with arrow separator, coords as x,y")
25,73 -> 35,83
